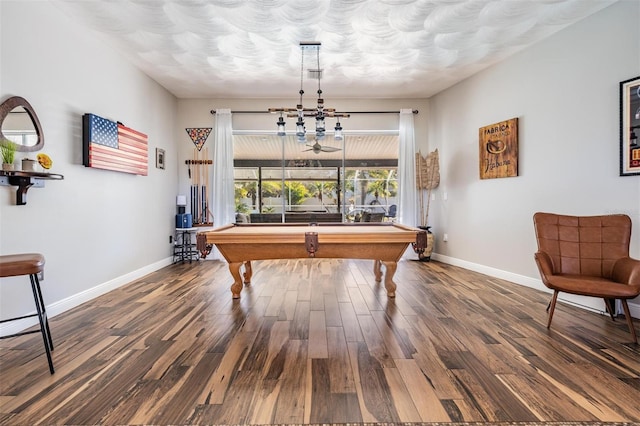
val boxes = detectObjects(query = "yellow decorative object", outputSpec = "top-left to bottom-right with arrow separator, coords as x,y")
37,153 -> 52,170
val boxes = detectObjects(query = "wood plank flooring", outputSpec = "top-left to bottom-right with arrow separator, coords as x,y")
1,258 -> 639,425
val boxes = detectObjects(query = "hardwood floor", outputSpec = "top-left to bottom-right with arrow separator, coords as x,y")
1,258 -> 639,425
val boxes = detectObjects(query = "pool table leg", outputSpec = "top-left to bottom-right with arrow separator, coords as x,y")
374,260 -> 383,282
373,260 -> 397,298
229,262 -> 244,298
229,261 -> 253,298
243,261 -> 252,284
382,261 -> 397,298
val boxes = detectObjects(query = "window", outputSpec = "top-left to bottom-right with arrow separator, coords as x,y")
233,133 -> 398,222
344,168 -> 397,222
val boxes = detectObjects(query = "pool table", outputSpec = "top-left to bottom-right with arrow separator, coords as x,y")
196,222 -> 427,298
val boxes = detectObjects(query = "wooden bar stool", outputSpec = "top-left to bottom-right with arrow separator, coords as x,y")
0,253 -> 55,374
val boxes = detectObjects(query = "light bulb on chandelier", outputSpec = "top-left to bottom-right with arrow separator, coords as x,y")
276,114 -> 286,136
334,120 -> 343,141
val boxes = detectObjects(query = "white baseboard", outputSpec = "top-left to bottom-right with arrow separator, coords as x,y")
431,253 -> 640,319
0,257 -> 173,338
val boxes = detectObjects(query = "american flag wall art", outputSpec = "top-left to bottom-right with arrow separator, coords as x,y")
82,113 -> 148,175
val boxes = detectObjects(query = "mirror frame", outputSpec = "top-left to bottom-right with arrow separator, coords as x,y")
0,96 -> 44,152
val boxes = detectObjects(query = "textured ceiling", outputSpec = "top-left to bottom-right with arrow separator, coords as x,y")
51,0 -> 616,99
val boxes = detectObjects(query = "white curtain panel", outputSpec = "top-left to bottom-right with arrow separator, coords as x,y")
398,109 -> 418,227
211,109 -> 235,259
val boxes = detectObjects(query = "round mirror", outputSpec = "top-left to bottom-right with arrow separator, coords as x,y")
0,96 -> 44,152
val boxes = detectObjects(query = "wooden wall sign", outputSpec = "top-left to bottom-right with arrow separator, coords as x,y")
479,117 -> 518,179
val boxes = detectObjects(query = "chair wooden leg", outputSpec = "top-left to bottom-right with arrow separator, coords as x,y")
603,298 -> 617,321
620,300 -> 638,344
547,291 -> 559,329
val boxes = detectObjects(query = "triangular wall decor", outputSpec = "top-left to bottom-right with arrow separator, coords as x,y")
185,128 -> 212,151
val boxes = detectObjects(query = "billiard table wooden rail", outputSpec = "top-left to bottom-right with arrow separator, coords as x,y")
197,222 -> 427,299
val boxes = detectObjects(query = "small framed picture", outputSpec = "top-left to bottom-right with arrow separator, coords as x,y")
620,76 -> 640,176
156,148 -> 165,170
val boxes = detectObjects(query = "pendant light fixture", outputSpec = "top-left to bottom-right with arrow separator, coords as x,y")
269,42 -> 349,142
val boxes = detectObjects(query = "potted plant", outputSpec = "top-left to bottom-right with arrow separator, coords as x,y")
414,149 -> 440,261
1,140 -> 17,171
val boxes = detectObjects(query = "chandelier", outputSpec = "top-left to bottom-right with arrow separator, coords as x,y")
269,42 -> 349,143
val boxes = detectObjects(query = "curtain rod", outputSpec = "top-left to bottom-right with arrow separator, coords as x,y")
210,109 -> 418,115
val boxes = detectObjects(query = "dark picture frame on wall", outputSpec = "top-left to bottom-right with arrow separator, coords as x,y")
156,148 -> 165,170
620,75 -> 640,176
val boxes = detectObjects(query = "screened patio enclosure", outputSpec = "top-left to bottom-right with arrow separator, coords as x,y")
233,132 -> 399,223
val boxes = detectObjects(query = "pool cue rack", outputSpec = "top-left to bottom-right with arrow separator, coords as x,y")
186,147 -> 214,226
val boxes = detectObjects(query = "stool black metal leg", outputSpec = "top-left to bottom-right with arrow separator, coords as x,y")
31,274 -> 54,351
29,273 -> 54,374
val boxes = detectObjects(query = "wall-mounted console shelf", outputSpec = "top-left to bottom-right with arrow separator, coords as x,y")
0,170 -> 64,205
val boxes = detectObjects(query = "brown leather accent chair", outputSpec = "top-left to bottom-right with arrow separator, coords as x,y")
533,212 -> 640,343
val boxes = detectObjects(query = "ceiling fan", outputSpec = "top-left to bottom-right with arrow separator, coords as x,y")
303,140 -> 342,154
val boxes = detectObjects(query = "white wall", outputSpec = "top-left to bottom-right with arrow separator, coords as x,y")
0,1 -> 179,333
427,0 -> 640,315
